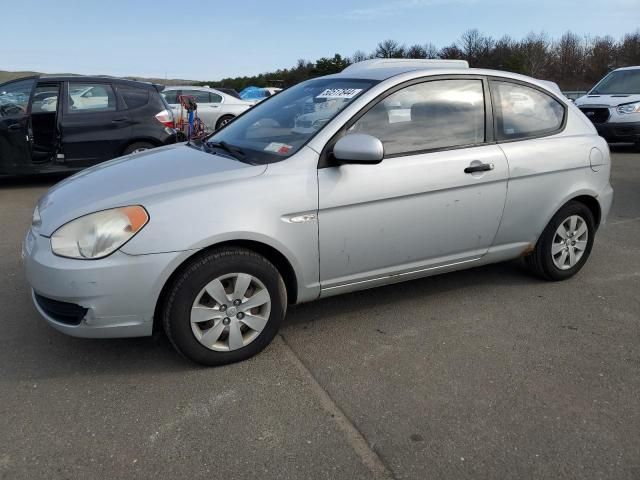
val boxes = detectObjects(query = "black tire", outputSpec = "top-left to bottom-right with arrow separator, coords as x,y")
123,141 -> 155,155
215,115 -> 235,130
162,247 -> 287,366
526,201 -> 596,281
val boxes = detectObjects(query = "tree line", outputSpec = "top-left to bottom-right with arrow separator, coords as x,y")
200,30 -> 640,92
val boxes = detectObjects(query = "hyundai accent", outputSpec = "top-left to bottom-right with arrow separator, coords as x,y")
23,59 -> 614,365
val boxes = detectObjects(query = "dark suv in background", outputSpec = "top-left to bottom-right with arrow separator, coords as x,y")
0,76 -> 176,176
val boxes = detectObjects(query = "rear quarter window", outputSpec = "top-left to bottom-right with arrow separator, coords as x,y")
490,80 -> 565,141
119,85 -> 149,110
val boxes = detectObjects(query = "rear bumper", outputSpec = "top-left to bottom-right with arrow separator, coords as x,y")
598,183 -> 614,227
594,121 -> 640,143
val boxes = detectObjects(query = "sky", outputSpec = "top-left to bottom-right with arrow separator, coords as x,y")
2,0 -> 639,80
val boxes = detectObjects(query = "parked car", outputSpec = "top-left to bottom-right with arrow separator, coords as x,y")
0,76 -> 176,176
161,86 -> 254,131
24,59 -> 613,366
574,66 -> 640,148
240,86 -> 283,103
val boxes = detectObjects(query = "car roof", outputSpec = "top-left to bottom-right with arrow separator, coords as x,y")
164,85 -> 221,91
329,61 -> 565,97
10,75 -> 161,89
611,65 -> 640,72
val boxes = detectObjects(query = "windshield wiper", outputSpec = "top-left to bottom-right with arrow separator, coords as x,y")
205,140 -> 247,161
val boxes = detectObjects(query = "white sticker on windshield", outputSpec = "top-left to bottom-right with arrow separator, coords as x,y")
316,88 -> 363,99
264,142 -> 293,154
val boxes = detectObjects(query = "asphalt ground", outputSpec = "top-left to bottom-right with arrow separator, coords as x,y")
1,146 -> 638,479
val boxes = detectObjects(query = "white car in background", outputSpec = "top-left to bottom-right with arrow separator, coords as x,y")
161,86 -> 254,131
574,66 -> 640,148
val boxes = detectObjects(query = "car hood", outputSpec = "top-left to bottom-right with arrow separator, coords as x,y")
37,143 -> 267,236
574,93 -> 640,107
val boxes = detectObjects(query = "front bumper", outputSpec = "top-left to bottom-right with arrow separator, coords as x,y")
23,229 -> 188,338
593,121 -> 640,143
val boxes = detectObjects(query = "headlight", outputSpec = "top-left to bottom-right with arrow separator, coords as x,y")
51,206 -> 149,259
617,102 -> 640,115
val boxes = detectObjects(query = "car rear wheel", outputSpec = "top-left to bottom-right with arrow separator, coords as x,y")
162,247 -> 287,366
526,201 -> 595,281
216,115 -> 235,130
123,142 -> 155,155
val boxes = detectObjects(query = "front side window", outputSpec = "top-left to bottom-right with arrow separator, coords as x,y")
31,84 -> 60,113
348,79 -> 485,156
206,78 -> 377,164
491,81 -> 565,140
68,83 -> 116,113
0,78 -> 35,118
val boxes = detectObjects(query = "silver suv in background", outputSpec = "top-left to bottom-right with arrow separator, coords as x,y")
161,85 -> 254,131
24,59 -> 613,366
574,66 -> 640,148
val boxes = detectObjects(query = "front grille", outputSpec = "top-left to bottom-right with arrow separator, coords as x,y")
579,107 -> 610,124
34,292 -> 87,325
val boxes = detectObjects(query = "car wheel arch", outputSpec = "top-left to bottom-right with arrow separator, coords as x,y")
152,239 -> 299,333
531,192 -> 602,250
121,138 -> 161,155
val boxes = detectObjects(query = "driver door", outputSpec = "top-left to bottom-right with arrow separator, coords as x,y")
0,78 -> 36,175
318,77 -> 509,294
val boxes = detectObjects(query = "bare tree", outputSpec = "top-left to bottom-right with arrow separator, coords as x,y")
520,32 -> 551,77
375,39 -> 406,58
351,50 -> 370,63
405,44 -> 427,59
439,44 -> 464,60
458,29 -> 494,66
618,30 -> 640,65
424,43 -> 440,59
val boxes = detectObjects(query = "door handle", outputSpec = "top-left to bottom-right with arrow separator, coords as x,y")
7,123 -> 22,130
111,117 -> 129,123
464,162 -> 494,174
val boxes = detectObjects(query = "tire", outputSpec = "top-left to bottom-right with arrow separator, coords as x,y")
526,201 -> 596,281
162,247 -> 287,366
123,142 -> 155,155
215,115 -> 235,130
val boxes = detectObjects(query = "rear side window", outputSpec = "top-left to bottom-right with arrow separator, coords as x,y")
491,81 -> 565,140
182,90 -> 210,103
349,79 -> 485,156
209,92 -> 222,103
68,83 -> 116,113
161,90 -> 178,104
119,85 -> 149,110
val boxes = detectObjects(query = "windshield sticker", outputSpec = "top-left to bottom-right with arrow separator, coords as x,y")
264,142 -> 293,154
316,88 -> 363,99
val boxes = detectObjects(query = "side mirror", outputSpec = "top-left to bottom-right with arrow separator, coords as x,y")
332,133 -> 384,164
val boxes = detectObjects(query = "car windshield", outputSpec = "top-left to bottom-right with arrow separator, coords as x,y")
205,78 -> 377,164
591,70 -> 640,95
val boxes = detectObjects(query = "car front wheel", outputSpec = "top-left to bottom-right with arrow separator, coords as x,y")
526,201 -> 596,281
162,247 -> 287,366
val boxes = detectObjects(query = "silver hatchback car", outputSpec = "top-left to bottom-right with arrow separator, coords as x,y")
24,59 -> 613,365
